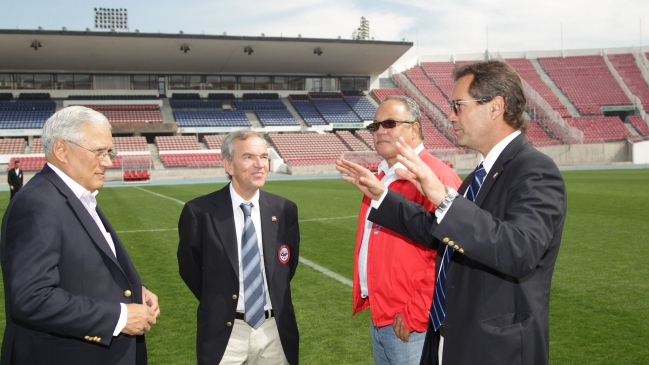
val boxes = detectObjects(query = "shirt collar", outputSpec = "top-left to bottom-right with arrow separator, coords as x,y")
377,142 -> 425,176
229,182 -> 260,212
480,131 -> 521,175
47,162 -> 99,200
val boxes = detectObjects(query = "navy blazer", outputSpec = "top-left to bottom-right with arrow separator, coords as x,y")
1,164 -> 147,365
178,184 -> 300,365
369,135 -> 567,365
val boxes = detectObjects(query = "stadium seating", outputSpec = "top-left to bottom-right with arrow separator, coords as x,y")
208,93 -> 236,100
355,129 -> 376,151
19,93 -> 50,100
628,115 -> 649,137
288,97 -> 327,126
565,116 -> 635,143
344,96 -> 377,120
420,62 -> 455,98
335,130 -> 370,151
173,110 -> 251,127
0,93 -> 12,100
539,55 -> 631,115
607,54 -> 649,113
242,93 -> 280,100
310,99 -> 361,123
8,156 -> 46,171
268,133 -> 351,165
123,169 -> 150,182
255,109 -> 299,126
232,100 -> 286,110
170,100 -> 222,108
404,66 -> 453,117
112,136 -> 149,152
78,105 -> 163,124
370,88 -> 406,103
506,58 -> 571,118
203,134 -> 225,150
171,93 -> 201,99
525,121 -> 563,146
155,136 -> 202,151
159,153 -> 222,168
30,138 -> 43,154
68,95 -> 158,100
0,138 -> 25,154
0,101 -> 56,129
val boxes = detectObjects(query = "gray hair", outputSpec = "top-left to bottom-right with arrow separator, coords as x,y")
382,95 -> 424,140
221,130 -> 266,179
42,106 -> 112,156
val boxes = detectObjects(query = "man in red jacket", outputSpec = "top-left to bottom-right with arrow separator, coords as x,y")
350,96 -> 461,364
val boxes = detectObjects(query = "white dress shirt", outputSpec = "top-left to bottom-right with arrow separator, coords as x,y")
229,183 -> 273,312
47,162 -> 127,336
359,144 -> 425,298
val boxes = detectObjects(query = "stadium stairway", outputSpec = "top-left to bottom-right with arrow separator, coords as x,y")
160,98 -> 176,124
245,111 -> 263,128
148,143 -> 165,170
379,77 -> 399,88
529,59 -> 581,118
395,73 -> 450,126
281,99 -> 309,128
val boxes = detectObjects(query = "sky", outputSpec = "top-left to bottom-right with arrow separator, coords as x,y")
3,0 -> 649,67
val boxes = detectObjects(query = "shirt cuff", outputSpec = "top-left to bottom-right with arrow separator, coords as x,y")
370,188 -> 389,210
113,303 -> 128,336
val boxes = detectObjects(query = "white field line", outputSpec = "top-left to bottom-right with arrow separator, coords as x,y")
128,186 -> 355,287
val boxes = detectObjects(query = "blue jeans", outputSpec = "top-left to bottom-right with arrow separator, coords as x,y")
370,318 -> 426,365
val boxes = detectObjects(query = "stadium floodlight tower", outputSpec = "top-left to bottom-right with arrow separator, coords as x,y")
352,17 -> 370,40
94,7 -> 129,32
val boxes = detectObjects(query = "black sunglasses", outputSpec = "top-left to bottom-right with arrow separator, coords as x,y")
450,97 -> 493,114
366,119 -> 414,132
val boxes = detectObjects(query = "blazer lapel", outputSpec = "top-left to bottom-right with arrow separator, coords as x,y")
210,186 -> 239,276
41,165 -> 122,269
97,208 -> 134,280
259,191 -> 278,285
474,134 -> 528,207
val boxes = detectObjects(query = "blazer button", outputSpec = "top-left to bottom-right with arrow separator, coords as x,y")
124,290 -> 132,298
232,294 -> 238,300
453,245 -> 460,250
443,237 -> 450,243
448,240 -> 455,246
226,322 -> 233,327
96,337 -> 101,342
458,248 -> 465,254
84,335 -> 91,340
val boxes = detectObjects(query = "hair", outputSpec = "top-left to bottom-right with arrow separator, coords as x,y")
42,106 -> 112,156
382,95 -> 425,139
453,60 -> 529,133
14,160 -> 19,164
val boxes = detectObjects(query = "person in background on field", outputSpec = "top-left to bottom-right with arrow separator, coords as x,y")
7,160 -> 22,200
347,96 -> 461,365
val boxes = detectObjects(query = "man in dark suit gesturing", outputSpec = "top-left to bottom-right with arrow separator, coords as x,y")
337,61 -> 567,365
178,130 -> 300,365
1,106 -> 159,365
7,160 -> 22,200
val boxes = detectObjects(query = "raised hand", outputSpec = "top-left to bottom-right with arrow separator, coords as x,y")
335,159 -> 385,200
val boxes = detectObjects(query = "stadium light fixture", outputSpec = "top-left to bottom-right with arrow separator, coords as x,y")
30,40 -> 42,50
180,44 -> 190,53
313,47 -> 323,56
244,46 -> 254,55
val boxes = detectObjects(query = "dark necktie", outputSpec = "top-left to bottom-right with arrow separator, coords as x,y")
240,202 -> 266,329
430,163 -> 486,331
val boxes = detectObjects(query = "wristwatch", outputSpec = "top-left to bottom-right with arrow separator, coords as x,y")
435,186 -> 459,214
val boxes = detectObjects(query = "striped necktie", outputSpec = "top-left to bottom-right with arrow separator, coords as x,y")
240,202 -> 266,329
430,163 -> 486,331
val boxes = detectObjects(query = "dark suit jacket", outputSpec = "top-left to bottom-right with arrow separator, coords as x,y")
369,135 -> 566,365
177,184 -> 300,365
0,164 -> 147,365
7,168 -> 22,191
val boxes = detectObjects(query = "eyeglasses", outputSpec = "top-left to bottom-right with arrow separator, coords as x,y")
450,97 -> 493,114
366,119 -> 414,132
66,140 -> 116,160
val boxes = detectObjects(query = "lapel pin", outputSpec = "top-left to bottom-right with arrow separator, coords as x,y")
492,172 -> 499,179
271,216 -> 277,222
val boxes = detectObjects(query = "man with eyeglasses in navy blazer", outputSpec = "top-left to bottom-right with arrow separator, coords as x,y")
1,106 -> 159,365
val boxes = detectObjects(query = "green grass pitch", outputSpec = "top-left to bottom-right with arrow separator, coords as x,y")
0,168 -> 647,364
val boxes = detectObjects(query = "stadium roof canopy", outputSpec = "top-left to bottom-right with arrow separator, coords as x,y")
0,30 -> 413,76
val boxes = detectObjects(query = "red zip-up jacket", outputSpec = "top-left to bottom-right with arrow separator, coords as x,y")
352,150 -> 462,331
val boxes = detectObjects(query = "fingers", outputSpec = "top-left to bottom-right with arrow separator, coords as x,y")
123,303 -> 157,336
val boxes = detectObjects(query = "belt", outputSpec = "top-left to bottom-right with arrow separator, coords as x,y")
439,325 -> 445,337
235,309 -> 274,321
